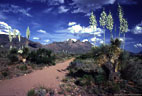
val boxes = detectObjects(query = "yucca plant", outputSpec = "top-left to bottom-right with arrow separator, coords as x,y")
8,30 -> 13,49
118,4 -> 124,38
18,32 -> 21,42
106,12 -> 114,39
99,9 -> 107,45
13,29 -> 17,39
121,18 -> 128,50
89,12 -> 97,47
26,26 -> 30,47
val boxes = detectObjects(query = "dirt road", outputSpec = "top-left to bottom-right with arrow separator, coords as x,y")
0,58 -> 74,96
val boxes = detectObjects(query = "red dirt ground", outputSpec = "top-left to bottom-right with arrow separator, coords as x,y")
0,58 -> 74,96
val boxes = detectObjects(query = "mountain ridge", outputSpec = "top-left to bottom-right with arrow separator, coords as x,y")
0,34 -> 93,54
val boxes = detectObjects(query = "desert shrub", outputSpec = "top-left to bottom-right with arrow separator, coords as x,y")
118,51 -> 130,70
68,59 -> 97,76
0,48 -> 8,58
27,89 -> 36,96
92,44 -> 111,59
95,74 -> 106,84
1,71 -> 8,77
92,39 -> 121,59
76,75 -> 95,86
28,48 -> 55,65
17,64 -> 28,71
121,61 -> 142,86
108,82 -> 120,93
110,38 -> 121,48
28,51 -> 36,62
21,47 -> 29,58
76,52 -> 93,59
8,48 -> 18,62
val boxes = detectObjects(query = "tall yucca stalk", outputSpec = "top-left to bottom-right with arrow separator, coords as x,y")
121,18 -> 128,50
118,4 -> 124,38
89,12 -> 97,46
18,32 -> 21,42
99,9 -> 107,45
26,26 -> 30,47
106,12 -> 114,39
13,29 -> 17,38
8,30 -> 13,49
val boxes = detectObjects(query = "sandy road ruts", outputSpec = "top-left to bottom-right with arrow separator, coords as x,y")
0,58 -> 74,96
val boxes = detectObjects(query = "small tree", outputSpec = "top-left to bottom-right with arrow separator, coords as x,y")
99,9 -> 107,45
89,12 -> 97,46
106,12 -> 114,39
26,26 -> 30,47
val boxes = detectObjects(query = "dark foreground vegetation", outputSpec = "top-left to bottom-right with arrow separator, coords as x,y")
0,47 -> 57,80
59,38 -> 142,96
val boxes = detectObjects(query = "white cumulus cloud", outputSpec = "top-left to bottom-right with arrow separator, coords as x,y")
134,43 -> 142,48
44,39 -> 50,42
68,22 -> 77,26
37,29 -> 47,34
82,39 -> 89,42
58,6 -> 69,13
132,22 -> 142,34
67,38 -> 77,42
91,37 -> 103,44
0,21 -> 20,35
67,22 -> 103,36
33,37 -> 40,40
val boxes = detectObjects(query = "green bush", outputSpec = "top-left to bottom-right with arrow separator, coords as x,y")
27,89 -> 36,96
110,82 -> 120,93
76,52 -> 93,59
75,75 -> 95,86
118,51 -> 130,70
28,48 -> 55,65
110,38 -> 121,48
8,48 -> 18,62
17,64 -> 28,71
95,74 -> 106,84
92,44 -> 110,59
21,47 -> 29,58
1,71 -> 8,77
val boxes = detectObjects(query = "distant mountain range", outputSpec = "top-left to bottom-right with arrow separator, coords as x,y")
45,39 -> 93,54
0,34 -> 43,49
0,34 -> 93,54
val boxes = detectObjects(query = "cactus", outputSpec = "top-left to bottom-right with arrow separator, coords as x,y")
106,12 -> 114,39
99,9 -> 107,45
89,12 -> 97,46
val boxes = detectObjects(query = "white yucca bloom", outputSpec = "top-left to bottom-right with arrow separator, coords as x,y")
18,49 -> 23,54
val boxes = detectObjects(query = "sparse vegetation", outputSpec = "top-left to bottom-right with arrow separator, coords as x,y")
28,48 -> 55,65
27,89 -> 36,96
17,64 -> 28,71
8,48 -> 18,63
0,3 -> 141,96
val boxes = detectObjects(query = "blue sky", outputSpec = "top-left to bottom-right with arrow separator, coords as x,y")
0,0 -> 142,53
